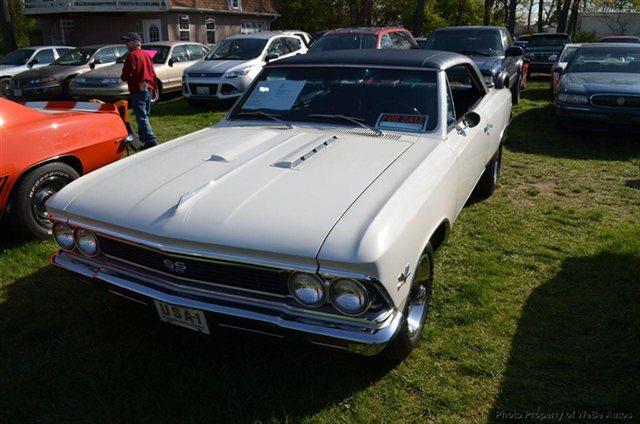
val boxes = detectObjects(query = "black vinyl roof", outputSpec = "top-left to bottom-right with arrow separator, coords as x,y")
270,49 -> 474,71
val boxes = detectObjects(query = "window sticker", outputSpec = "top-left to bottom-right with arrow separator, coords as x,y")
376,113 -> 429,132
243,80 -> 306,110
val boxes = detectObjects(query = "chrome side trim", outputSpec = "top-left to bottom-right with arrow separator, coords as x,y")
52,251 -> 403,346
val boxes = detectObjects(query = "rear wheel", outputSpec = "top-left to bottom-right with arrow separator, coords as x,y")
383,243 -> 434,361
8,162 -> 80,238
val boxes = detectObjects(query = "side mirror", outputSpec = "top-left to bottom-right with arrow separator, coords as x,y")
265,52 -> 280,62
89,60 -> 96,69
168,58 -> 175,67
553,66 -> 563,75
27,59 -> 38,67
494,75 -> 506,90
505,46 -> 524,57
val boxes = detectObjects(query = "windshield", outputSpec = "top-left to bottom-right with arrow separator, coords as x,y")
0,49 -> 36,65
52,48 -> 97,66
560,47 -> 578,63
231,66 -> 438,132
566,48 -> 640,73
528,35 -> 570,47
425,32 -> 503,56
206,39 -> 267,60
117,46 -> 169,64
308,34 -> 377,53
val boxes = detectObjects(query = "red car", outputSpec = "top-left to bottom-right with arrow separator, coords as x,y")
309,27 -> 418,52
0,99 -> 128,237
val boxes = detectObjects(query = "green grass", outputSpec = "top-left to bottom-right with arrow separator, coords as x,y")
1,81 -> 639,423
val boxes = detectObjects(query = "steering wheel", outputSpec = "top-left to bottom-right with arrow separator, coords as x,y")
376,101 -> 422,115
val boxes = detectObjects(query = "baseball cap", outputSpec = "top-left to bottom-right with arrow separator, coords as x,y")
121,32 -> 142,42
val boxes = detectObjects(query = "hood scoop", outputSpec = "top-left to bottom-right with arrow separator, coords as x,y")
317,127 -> 405,141
274,135 -> 337,169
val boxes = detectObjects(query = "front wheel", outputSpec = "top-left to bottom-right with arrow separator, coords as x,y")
9,162 -> 80,238
0,77 -> 11,97
510,76 -> 521,105
383,243 -> 434,361
475,144 -> 502,199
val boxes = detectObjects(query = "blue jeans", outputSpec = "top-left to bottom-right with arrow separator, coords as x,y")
131,90 -> 157,148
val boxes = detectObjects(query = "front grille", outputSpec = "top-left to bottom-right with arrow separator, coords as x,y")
97,235 -> 290,295
189,83 -> 218,95
591,94 -> 640,108
532,52 -> 554,61
188,72 -> 223,78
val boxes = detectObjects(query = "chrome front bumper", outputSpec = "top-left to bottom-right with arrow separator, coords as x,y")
51,250 -> 402,355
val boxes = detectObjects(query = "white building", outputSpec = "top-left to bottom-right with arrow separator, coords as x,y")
577,12 -> 640,38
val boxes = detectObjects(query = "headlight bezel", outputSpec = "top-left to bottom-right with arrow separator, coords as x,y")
224,67 -> 252,79
329,278 -> 371,316
288,272 -> 327,308
52,222 -> 75,251
73,227 -> 100,257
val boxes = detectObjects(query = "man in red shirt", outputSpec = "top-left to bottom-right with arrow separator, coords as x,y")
120,32 -> 158,149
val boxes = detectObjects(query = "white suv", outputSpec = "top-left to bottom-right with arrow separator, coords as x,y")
182,32 -> 307,106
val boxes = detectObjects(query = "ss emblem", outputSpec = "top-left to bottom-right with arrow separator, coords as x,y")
163,259 -> 187,274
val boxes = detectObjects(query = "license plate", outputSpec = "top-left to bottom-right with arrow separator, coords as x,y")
154,300 -> 210,334
196,86 -> 209,95
14,88 -> 21,96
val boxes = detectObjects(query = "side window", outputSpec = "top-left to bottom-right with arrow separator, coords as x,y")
446,78 -> 456,127
267,38 -> 285,56
94,47 -> 117,64
445,65 -> 484,120
390,32 -> 412,49
188,44 -> 206,60
115,45 -> 128,58
380,34 -> 394,49
283,37 -> 301,53
171,45 -> 191,62
33,49 -> 55,64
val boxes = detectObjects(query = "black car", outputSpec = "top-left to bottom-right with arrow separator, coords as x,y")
555,43 -> 640,132
424,26 -> 524,104
524,33 -> 571,75
515,34 -> 531,49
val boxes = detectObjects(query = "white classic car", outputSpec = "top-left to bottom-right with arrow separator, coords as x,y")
47,50 -> 512,359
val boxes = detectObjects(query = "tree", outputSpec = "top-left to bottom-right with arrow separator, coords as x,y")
507,0 -> 517,34
557,0 -> 573,32
1,0 -> 17,53
538,0 -> 544,31
412,0 -> 427,35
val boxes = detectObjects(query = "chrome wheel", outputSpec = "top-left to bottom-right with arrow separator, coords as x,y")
407,285 -> 428,336
31,175 -> 68,229
406,252 -> 433,337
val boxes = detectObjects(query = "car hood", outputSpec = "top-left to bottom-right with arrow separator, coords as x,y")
187,59 -> 256,74
47,125 -> 414,264
560,72 -> 640,94
469,56 -> 502,75
13,64 -> 87,81
81,63 -> 124,78
0,64 -> 26,76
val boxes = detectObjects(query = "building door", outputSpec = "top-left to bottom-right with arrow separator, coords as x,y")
143,19 -> 163,43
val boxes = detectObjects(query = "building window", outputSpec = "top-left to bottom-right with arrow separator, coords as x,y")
149,24 -> 160,42
178,15 -> 190,41
228,0 -> 241,10
241,20 -> 267,34
205,16 -> 215,44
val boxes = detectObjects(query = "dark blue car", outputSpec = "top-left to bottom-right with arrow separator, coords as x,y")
424,26 -> 524,104
555,43 -> 640,132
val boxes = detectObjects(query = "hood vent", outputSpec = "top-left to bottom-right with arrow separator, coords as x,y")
273,136 -> 337,169
318,127 -> 404,141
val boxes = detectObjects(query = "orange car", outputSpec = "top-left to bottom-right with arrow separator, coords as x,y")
0,99 -> 128,237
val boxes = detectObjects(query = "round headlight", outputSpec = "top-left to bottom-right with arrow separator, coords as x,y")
288,273 -> 326,307
330,279 -> 370,316
53,223 -> 74,250
74,228 -> 99,257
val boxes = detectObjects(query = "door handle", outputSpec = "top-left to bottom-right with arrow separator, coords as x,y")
483,123 -> 493,134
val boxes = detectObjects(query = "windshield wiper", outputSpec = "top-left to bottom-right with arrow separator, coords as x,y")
236,111 -> 294,129
308,114 -> 383,137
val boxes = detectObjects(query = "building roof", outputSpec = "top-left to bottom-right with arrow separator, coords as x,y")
170,0 -> 277,15
271,49 -> 473,71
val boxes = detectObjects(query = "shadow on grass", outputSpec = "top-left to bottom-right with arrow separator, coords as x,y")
490,247 -> 639,421
151,96 -> 232,117
0,264 -> 393,422
505,103 -> 640,161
